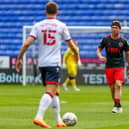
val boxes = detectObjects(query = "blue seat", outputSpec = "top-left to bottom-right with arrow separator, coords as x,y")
0,0 -> 129,57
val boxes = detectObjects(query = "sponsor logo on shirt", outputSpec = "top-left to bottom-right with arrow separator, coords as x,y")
118,42 -> 123,47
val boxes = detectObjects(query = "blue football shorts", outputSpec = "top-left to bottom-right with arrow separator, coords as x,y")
39,66 -> 61,86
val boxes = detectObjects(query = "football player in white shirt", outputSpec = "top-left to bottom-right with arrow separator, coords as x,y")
16,1 -> 78,128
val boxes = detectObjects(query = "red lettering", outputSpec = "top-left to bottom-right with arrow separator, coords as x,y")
41,30 -> 56,45
108,48 -> 120,53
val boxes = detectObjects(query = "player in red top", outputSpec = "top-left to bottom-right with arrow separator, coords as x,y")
96,21 -> 129,113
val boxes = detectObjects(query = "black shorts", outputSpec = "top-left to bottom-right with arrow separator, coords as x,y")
39,66 -> 61,86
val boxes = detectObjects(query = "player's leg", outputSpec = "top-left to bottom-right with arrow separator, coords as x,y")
111,68 -> 124,113
62,64 -> 70,91
109,84 -> 115,100
69,75 -> 80,91
114,80 -> 123,112
105,68 -> 117,112
47,67 -> 66,127
51,89 -> 67,127
62,77 -> 70,91
108,83 -> 123,113
113,68 -> 124,113
69,65 -> 80,91
33,84 -> 56,128
33,67 -> 59,128
111,82 -> 120,113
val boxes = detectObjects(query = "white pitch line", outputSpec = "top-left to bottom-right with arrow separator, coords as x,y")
61,101 -> 68,104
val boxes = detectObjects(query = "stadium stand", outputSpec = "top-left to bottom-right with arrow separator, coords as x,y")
0,0 -> 129,58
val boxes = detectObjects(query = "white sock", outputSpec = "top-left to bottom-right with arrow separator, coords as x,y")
35,93 -> 52,120
63,83 -> 67,87
51,95 -> 62,123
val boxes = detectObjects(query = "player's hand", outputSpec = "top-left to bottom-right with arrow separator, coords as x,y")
99,56 -> 107,63
78,60 -> 83,67
16,58 -> 22,72
127,70 -> 129,77
62,63 -> 66,69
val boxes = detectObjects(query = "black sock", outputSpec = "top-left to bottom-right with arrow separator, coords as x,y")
114,102 -> 121,107
118,103 -> 122,107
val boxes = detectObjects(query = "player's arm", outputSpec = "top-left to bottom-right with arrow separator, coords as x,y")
125,51 -> 129,65
96,48 -> 107,63
63,25 -> 78,57
96,48 -> 103,59
16,36 -> 35,72
124,40 -> 129,66
125,51 -> 129,76
67,40 -> 79,60
124,40 -> 129,76
62,49 -> 70,68
96,38 -> 107,63
63,50 -> 68,63
77,50 -> 82,66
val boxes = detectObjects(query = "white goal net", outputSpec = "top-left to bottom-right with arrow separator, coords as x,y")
22,26 -> 129,85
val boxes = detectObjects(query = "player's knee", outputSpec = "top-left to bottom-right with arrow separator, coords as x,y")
55,92 -> 59,96
46,91 -> 54,98
115,81 -> 122,88
69,76 -> 76,80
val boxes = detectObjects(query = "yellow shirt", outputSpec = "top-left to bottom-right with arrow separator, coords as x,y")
63,47 -> 79,75
63,48 -> 79,65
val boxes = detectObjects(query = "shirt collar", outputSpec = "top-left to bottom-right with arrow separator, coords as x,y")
109,34 -> 121,39
47,16 -> 56,19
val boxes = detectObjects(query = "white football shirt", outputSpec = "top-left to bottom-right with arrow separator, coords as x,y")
30,17 -> 71,67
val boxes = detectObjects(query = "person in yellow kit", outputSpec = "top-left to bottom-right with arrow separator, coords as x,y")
62,40 -> 82,91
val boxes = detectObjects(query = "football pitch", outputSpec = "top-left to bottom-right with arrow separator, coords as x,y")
0,85 -> 129,129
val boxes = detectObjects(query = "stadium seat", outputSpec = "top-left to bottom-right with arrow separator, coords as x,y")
0,0 -> 129,57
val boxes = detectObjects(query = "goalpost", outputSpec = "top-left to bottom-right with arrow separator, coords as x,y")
22,26 -> 129,85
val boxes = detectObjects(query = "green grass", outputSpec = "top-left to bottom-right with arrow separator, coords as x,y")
0,85 -> 129,129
